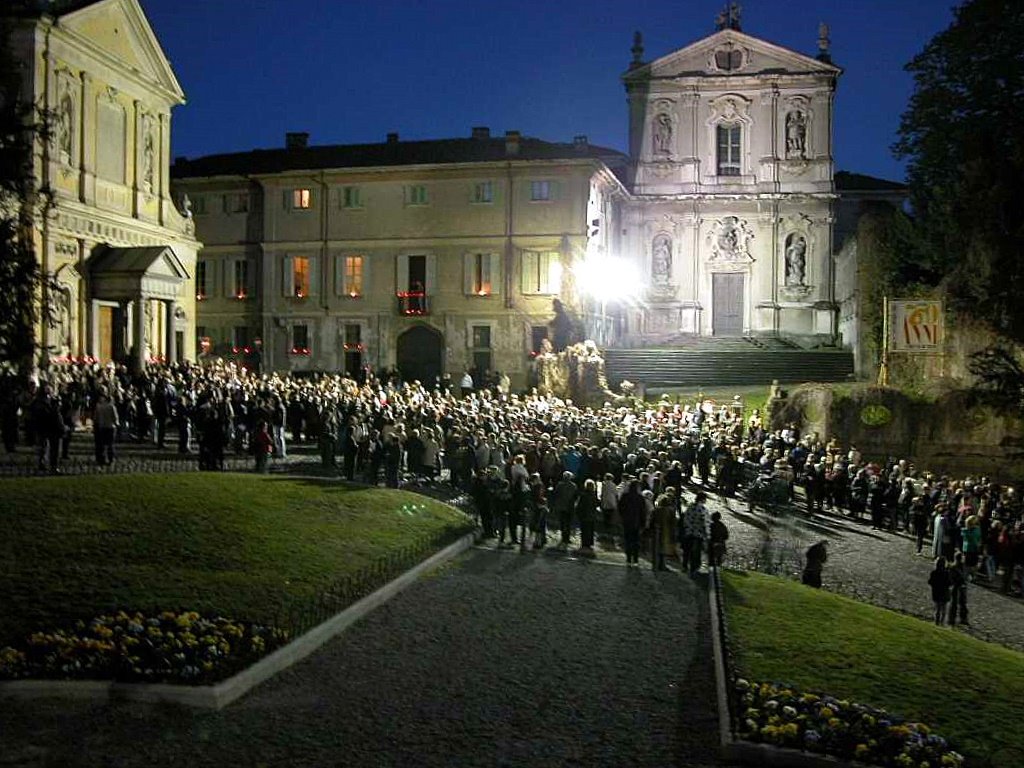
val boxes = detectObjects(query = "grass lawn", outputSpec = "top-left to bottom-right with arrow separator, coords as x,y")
723,570 -> 1024,764
0,474 -> 473,646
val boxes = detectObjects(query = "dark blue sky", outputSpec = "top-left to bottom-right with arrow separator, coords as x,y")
142,0 -> 956,183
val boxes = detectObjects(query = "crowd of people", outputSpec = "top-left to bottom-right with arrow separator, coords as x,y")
2,360 -> 1023,595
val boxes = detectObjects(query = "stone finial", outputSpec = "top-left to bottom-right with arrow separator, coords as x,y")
716,3 -> 742,31
630,30 -> 644,67
817,22 -> 832,62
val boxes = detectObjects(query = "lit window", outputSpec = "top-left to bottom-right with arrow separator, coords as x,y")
520,251 -> 562,294
292,188 -> 312,209
293,256 -> 310,298
233,260 -> 249,299
473,181 -> 493,204
291,324 -> 310,355
196,260 -> 208,300
470,253 -> 492,295
342,186 -> 362,209
344,255 -> 363,297
405,185 -> 428,205
716,124 -> 742,176
530,181 -> 551,201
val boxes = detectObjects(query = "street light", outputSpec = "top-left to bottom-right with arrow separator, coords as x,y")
576,256 -> 641,345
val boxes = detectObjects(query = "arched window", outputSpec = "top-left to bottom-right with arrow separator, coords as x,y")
716,124 -> 741,176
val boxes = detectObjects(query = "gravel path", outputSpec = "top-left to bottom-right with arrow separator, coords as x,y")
1,548 -> 727,768
711,492 -> 1024,652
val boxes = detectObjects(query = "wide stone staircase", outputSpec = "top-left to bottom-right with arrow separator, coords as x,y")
603,337 -> 854,388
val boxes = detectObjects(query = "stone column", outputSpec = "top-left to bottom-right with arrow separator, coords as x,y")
134,295 -> 147,370
165,299 -> 177,363
88,299 -> 101,359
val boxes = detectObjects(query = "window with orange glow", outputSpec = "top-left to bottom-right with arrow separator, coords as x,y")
293,256 -> 310,297
345,255 -> 363,296
293,188 -> 311,209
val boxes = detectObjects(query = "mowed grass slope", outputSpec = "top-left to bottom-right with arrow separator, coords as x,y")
0,474 -> 472,645
723,570 -> 1024,762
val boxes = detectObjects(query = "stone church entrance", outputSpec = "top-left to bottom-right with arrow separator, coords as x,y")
712,273 -> 744,336
396,325 -> 443,385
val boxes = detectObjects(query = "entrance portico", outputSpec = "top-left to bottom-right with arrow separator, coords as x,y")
86,246 -> 189,369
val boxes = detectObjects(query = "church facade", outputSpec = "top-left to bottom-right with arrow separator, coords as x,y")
618,23 -> 840,343
8,0 -> 199,370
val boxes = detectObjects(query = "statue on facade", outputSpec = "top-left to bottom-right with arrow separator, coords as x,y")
653,113 -> 672,155
651,234 -> 672,285
57,90 -> 74,163
549,298 -> 583,352
784,234 -> 807,286
786,111 -> 807,158
181,193 -> 193,219
715,2 -> 742,31
142,118 -> 155,194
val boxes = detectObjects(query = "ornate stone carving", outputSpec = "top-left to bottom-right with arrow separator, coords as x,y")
141,113 -> 155,194
706,216 -> 754,264
57,80 -> 75,165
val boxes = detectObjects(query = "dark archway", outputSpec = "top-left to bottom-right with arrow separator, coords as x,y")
396,324 -> 444,385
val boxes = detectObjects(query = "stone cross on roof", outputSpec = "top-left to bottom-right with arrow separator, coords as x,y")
715,2 -> 742,31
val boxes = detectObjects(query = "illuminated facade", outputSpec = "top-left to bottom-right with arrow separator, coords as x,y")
9,0 -> 199,369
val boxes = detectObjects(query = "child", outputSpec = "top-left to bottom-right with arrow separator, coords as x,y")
928,556 -> 951,626
709,511 -> 729,568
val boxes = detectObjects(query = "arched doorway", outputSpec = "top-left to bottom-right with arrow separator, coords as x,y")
396,324 -> 443,385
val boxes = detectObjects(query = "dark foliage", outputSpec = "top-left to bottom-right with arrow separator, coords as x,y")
967,346 -> 1024,410
894,0 -> 1024,340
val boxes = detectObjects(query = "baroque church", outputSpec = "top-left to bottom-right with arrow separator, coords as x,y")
8,0 -> 198,371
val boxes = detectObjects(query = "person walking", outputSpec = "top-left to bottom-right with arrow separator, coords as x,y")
929,556 -> 951,625
651,487 -> 677,571
618,480 -> 646,566
681,491 -> 709,577
575,478 -> 599,555
709,510 -> 730,568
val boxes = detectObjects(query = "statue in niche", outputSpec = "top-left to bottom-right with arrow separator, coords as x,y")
181,193 -> 193,219
58,90 -> 74,163
786,111 -> 807,158
784,234 -> 807,286
652,113 -> 672,155
142,116 -> 155,194
651,234 -> 672,285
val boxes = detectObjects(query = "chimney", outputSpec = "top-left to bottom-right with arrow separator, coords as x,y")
505,130 -> 521,156
573,135 -> 589,152
285,132 -> 309,150
386,132 -> 399,144
471,126 -> 490,140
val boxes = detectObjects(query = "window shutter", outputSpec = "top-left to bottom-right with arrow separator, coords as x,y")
488,253 -> 501,295
538,253 -> 550,294
396,254 -> 410,294
282,256 -> 294,297
361,254 -> 370,295
521,251 -> 538,294
335,254 -> 345,296
307,255 -> 319,296
223,260 -> 233,297
425,253 -> 437,296
282,190 -> 290,210
463,253 -> 475,295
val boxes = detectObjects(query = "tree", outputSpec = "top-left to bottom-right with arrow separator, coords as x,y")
0,3 -> 58,371
894,0 -> 1024,340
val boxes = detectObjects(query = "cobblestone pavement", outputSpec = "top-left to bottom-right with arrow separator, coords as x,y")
708,489 -> 1024,653
1,548 -> 731,768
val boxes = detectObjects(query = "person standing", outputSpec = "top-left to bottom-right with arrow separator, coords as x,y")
709,511 -> 730,568
801,539 -> 828,588
651,487 -> 677,571
948,551 -> 969,626
459,370 -> 474,398
618,480 -> 646,566
92,391 -> 119,466
552,471 -> 578,549
681,491 -> 709,576
928,556 -> 951,625
575,478 -> 599,555
253,421 -> 273,474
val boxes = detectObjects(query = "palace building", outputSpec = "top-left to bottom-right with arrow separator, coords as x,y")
8,0 -> 199,370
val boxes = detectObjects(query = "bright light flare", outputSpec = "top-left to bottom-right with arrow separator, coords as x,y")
576,257 -> 641,302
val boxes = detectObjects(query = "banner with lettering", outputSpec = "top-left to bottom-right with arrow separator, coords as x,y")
890,299 -> 943,351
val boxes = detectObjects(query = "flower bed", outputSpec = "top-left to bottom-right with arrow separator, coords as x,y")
734,679 -> 964,768
0,611 -> 289,685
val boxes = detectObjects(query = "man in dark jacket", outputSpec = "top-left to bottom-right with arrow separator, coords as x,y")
618,480 -> 646,566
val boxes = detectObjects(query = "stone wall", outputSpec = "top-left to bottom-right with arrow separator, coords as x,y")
772,383 -> 1024,481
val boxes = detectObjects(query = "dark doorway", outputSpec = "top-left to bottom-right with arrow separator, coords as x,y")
396,324 -> 443,385
712,273 -> 744,336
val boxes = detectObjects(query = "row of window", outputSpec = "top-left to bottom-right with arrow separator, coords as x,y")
194,252 -> 563,300
188,180 -> 560,216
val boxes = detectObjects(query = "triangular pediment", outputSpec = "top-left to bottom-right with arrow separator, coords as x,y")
625,29 -> 841,82
90,245 -> 189,280
58,0 -> 185,103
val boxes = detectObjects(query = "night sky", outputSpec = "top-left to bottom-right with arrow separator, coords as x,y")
141,0 -> 956,183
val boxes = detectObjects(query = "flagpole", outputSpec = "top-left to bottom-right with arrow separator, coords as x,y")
878,296 -> 889,387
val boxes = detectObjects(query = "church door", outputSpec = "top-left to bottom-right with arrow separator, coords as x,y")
712,273 -> 744,336
396,325 -> 443,385
98,306 -> 114,362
